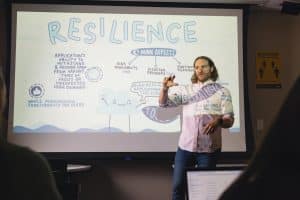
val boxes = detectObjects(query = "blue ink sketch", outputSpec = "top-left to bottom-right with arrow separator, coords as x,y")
142,106 -> 180,123
29,84 -> 45,98
131,48 -> 176,57
85,67 -> 103,82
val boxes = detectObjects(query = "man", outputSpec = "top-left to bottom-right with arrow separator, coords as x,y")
0,69 -> 62,200
159,56 -> 234,200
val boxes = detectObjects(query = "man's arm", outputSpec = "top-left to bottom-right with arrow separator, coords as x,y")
203,114 -> 234,135
158,75 -> 177,107
220,88 -> 234,128
159,87 -> 169,106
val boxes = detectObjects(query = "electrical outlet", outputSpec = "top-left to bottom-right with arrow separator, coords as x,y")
257,119 -> 264,131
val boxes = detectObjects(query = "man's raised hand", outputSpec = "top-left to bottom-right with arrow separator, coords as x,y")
163,75 -> 178,90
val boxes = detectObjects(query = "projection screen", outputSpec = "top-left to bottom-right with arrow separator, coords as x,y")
8,3 -> 248,154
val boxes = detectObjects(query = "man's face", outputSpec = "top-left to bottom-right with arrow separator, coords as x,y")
194,58 -> 212,83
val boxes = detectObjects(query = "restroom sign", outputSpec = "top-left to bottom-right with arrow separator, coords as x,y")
256,52 -> 281,88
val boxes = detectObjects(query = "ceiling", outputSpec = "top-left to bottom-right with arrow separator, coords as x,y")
88,0 -> 299,10
3,0 -> 299,11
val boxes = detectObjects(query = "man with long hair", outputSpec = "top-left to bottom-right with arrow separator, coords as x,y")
159,56 -> 234,200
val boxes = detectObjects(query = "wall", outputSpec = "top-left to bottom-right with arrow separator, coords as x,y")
1,3 -> 300,200
69,160 -> 173,200
0,3 -> 4,67
0,1 -> 8,138
247,8 -> 300,145
0,1 -> 8,70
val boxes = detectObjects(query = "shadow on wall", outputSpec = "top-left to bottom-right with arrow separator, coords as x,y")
68,159 -> 173,200
70,162 -> 127,200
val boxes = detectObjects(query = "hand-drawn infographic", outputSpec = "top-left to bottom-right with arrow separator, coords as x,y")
13,11 -> 240,133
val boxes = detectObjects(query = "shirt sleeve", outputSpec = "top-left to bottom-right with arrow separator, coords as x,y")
164,85 -> 190,107
220,88 -> 234,117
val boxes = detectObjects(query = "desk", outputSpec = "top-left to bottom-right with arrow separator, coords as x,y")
67,164 -> 92,173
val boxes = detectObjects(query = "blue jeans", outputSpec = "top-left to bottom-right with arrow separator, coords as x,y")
172,147 -> 220,200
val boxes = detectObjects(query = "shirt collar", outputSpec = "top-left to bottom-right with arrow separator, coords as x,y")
194,79 -> 214,88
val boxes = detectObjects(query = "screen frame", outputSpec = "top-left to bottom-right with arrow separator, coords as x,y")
6,0 -> 254,162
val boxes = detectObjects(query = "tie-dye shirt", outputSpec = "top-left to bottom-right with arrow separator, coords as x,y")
161,80 -> 234,152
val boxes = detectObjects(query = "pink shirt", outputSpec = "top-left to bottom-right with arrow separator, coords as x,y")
162,80 -> 234,153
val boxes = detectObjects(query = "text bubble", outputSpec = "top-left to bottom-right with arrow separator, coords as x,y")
131,48 -> 176,57
131,81 -> 161,101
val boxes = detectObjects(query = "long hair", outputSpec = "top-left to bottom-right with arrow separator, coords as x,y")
191,56 -> 219,83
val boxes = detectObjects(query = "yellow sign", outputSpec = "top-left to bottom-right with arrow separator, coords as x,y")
256,52 -> 281,88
